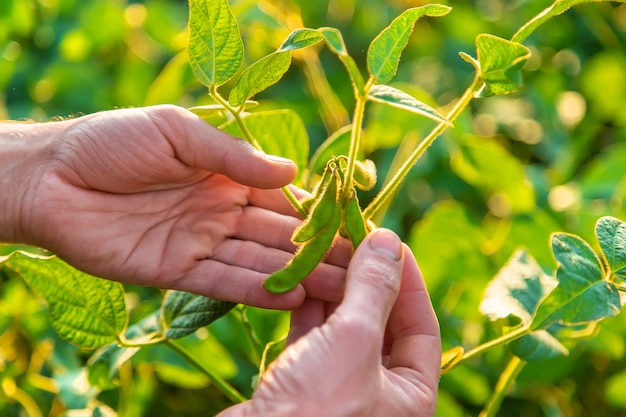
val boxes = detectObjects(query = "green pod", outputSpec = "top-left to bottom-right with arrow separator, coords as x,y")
343,191 -> 369,250
263,200 -> 342,293
292,169 -> 339,244
352,159 -> 377,191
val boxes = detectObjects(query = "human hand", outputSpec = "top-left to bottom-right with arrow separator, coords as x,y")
4,105 -> 349,308
220,228 -> 441,417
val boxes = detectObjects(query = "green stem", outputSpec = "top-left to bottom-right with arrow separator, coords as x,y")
165,339 -> 247,404
462,325 -> 530,364
363,73 -> 484,221
342,76 -> 374,197
209,86 -> 306,217
479,356 -> 526,417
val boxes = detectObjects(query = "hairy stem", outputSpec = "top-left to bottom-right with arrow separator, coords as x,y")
165,339 -> 247,404
363,73 -> 484,221
342,76 -> 374,197
479,356 -> 526,417
462,325 -> 530,364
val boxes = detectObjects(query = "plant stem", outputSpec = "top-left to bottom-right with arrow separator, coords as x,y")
462,324 -> 530,364
165,339 -> 247,404
208,86 -> 306,217
342,76 -> 374,197
479,356 -> 526,417
363,73 -> 483,221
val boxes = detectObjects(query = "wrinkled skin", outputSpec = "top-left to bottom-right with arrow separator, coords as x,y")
1,105 -> 350,308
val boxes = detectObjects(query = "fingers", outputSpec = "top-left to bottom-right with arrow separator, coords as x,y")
386,246 -> 441,391
334,229 -> 404,331
176,259 -> 306,309
144,105 -> 298,189
287,298 -> 326,344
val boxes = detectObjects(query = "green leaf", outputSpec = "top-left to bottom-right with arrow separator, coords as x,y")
303,125 -> 352,188
188,0 -> 243,87
367,84 -> 449,125
596,216 -> 626,281
367,5 -> 451,84
475,34 -> 530,97
480,250 -> 567,361
88,313 -> 160,389
278,28 -> 325,51
162,290 -> 236,339
450,135 -> 535,214
531,233 -> 621,330
512,0 -> 626,43
319,27 -> 365,94
6,252 -> 127,349
480,250 -> 556,325
228,51 -> 291,107
221,109 -> 309,185
258,337 -> 286,381
508,330 -> 569,361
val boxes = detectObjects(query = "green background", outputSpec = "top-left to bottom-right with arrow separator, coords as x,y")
1,0 -> 626,416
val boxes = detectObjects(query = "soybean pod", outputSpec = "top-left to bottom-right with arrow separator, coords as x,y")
263,198 -> 342,293
343,191 -> 369,250
292,168 -> 339,244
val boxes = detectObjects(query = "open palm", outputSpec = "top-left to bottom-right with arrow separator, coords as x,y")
20,105 -> 348,308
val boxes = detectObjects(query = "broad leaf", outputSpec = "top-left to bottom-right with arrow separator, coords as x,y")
367,5 -> 451,84
531,233 -> 621,330
596,216 -> 626,281
480,249 -> 566,361
221,109 -> 309,185
450,135 -> 535,214
319,27 -> 365,94
508,330 -> 569,361
512,0 -> 626,43
88,313 -> 160,389
481,250 -> 556,324
188,0 -> 243,87
475,34 -> 530,96
367,84 -> 448,125
278,28 -> 325,51
162,290 -> 236,339
7,252 -> 127,349
258,337 -> 287,382
228,51 -> 291,107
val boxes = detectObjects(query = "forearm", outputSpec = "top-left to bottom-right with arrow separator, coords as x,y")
0,122 -> 54,243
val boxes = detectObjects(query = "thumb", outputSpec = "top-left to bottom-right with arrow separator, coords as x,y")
147,105 -> 298,189
335,228 -> 404,330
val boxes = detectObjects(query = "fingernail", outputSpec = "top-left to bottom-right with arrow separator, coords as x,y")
264,153 -> 295,165
368,229 -> 402,261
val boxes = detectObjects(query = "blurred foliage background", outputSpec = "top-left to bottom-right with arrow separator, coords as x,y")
1,0 -> 626,416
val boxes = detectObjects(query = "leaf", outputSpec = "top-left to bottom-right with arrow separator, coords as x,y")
319,27 -> 365,94
6,252 -> 127,349
480,250 -> 557,325
450,134 -> 535,214
278,28 -> 325,51
221,109 -> 309,185
480,249 -> 566,361
367,5 -> 451,84
88,313 -> 160,389
509,330 -> 569,361
367,84 -> 449,125
531,233 -> 621,330
596,216 -> 626,281
258,337 -> 286,381
162,290 -> 236,339
512,0 -> 626,43
228,51 -> 291,107
188,0 -> 243,87
475,34 -> 531,97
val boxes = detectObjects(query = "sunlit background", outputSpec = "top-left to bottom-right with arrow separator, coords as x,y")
1,0 -> 626,416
